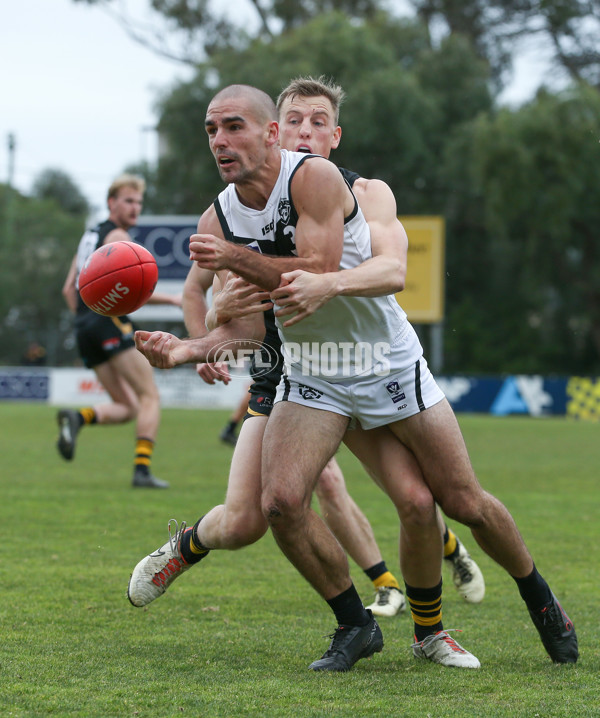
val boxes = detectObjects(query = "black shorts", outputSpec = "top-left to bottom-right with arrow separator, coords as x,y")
246,387 -> 275,418
245,368 -> 282,419
74,312 -> 136,369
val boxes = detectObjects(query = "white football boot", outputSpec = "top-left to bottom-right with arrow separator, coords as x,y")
366,586 -> 407,617
128,520 -> 199,607
412,630 -> 481,668
447,542 -> 485,604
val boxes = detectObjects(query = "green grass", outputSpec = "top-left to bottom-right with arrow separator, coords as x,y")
1,404 -> 598,717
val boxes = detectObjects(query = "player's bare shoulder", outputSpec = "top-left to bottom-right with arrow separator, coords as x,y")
294,155 -> 354,214
196,204 -> 225,237
352,177 -> 397,222
103,227 -> 132,245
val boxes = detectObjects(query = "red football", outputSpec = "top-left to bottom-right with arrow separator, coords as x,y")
79,241 -> 158,317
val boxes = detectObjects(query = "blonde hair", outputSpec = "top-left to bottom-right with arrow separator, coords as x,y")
107,174 -> 146,200
277,76 -> 346,124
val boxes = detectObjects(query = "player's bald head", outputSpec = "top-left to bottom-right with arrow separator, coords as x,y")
209,84 -> 277,124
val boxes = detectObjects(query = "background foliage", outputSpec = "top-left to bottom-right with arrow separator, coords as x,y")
2,0 -> 599,372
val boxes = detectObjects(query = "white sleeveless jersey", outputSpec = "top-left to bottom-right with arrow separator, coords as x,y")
214,149 -> 421,381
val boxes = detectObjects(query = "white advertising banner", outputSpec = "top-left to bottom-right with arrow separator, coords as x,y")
48,367 -> 249,409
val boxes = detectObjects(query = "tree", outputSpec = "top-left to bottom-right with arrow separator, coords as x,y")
32,169 -> 90,217
0,184 -> 85,366
411,0 -> 600,91
71,0 -> 385,64
440,82 -> 600,373
73,0 -> 600,95
151,11 -> 492,214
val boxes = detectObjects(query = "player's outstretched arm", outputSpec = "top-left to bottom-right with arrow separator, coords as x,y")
183,263 -> 214,338
146,291 -> 182,307
134,331 -> 192,369
135,309 -> 266,370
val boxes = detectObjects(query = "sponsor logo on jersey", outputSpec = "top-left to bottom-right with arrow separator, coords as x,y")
256,396 -> 273,407
102,337 -> 120,351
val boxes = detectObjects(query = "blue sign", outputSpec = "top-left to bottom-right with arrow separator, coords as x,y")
130,215 -> 198,280
437,375 -> 568,416
0,370 -> 49,400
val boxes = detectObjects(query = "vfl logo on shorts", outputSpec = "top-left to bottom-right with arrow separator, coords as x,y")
385,380 -> 406,404
298,384 -> 323,400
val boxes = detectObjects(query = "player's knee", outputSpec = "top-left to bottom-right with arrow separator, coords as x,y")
224,510 -> 267,547
315,461 -> 344,502
437,487 -> 487,527
395,486 -> 437,528
122,404 -> 139,421
140,387 -> 160,405
261,490 -> 304,528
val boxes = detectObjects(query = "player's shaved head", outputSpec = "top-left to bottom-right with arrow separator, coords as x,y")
209,84 -> 278,124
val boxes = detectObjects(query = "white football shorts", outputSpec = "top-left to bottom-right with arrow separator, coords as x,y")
274,355 -> 445,430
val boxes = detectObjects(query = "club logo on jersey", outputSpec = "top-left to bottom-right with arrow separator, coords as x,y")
278,198 -> 291,225
298,384 -> 323,400
385,380 -> 406,404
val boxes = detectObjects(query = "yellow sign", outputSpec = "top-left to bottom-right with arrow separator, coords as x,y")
395,216 -> 445,323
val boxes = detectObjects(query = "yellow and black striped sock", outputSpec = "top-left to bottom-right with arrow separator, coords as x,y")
405,580 -> 443,642
79,407 -> 97,425
364,561 -> 401,590
373,570 -> 401,591
443,525 -> 458,560
179,516 -> 210,565
134,437 -> 154,475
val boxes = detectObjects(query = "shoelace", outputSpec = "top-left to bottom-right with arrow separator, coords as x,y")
412,629 -> 466,653
168,518 -> 187,554
321,626 -> 351,657
453,557 -> 473,583
539,603 -> 571,636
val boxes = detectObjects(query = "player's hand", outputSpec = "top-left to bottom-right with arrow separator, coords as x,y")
196,361 -> 231,385
214,274 -> 272,324
134,330 -> 188,369
271,270 -> 335,327
189,234 -> 232,271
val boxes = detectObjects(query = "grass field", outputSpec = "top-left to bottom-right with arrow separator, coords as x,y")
2,403 -> 599,717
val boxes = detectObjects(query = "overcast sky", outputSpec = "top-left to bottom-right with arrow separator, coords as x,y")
1,0 -> 554,220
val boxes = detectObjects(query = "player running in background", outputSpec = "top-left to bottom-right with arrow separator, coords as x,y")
57,174 -> 180,488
